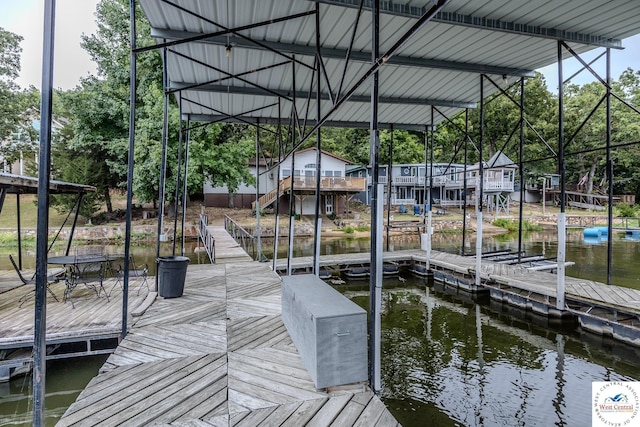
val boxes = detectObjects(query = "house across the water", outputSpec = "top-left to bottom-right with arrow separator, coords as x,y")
347,150 -> 518,214
204,148 -> 518,215
203,148 -> 366,215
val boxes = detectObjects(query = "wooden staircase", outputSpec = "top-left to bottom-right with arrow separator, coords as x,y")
252,176 -> 293,210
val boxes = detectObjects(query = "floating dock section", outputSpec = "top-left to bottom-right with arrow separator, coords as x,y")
275,249 -> 640,348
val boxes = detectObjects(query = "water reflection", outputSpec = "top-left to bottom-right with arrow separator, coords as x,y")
0,355 -> 108,426
341,277 -> 640,427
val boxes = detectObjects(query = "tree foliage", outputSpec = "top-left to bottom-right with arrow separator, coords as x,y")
52,0 -> 255,217
0,27 -> 33,160
31,0 -> 640,216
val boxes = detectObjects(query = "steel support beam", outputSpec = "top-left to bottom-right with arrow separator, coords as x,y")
313,4 -> 322,277
152,28 -> 534,77
311,0 -> 623,48
606,49 -> 613,286
184,113 -> 434,131
155,45 -> 170,291
34,0 -> 56,423
170,82 -> 476,109
368,0 -> 382,394
556,41 -> 567,311
122,0 -> 137,343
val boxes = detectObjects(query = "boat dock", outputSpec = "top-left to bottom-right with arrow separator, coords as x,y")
57,227 -> 400,426
275,249 -> 640,347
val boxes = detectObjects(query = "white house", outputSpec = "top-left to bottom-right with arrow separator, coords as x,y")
346,151 -> 518,214
203,148 -> 366,215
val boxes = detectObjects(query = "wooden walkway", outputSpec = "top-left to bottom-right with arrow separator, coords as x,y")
58,261 -> 399,425
207,225 -> 254,264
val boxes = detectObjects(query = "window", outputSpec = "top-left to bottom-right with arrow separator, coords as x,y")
282,169 -> 291,177
334,171 -> 342,177
324,171 -> 333,177
305,163 -> 315,169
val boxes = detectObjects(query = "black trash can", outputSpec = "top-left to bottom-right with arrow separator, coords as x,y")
157,256 -> 190,298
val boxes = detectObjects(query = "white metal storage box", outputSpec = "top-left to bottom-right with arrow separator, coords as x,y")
281,274 -> 367,389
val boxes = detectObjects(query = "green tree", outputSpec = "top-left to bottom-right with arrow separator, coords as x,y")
0,27 -> 28,160
54,0 -> 256,216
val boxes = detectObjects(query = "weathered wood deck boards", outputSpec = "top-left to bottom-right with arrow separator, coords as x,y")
0,276 -> 151,348
208,226 -> 254,263
59,257 -> 400,426
416,251 -> 640,315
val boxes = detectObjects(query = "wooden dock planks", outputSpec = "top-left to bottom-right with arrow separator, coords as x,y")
58,254 -> 400,426
0,276 -> 151,349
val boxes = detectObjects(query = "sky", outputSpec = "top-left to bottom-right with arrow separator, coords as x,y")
0,0 -> 99,90
0,0 -> 639,91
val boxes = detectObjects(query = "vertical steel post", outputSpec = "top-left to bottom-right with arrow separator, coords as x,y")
16,194 -> 22,269
287,157 -> 295,272
426,109 -> 434,270
33,0 -> 56,423
556,41 -> 567,311
606,48 -> 613,286
287,57 -> 297,275
181,119 -> 190,256
422,128 -> 428,219
155,45 -> 170,290
369,0 -> 382,393
255,120 -> 262,261
462,108 -> 468,255
273,100 -> 282,272
476,75 -> 485,289
172,91 -> 184,256
386,125 -> 393,251
518,77 -> 525,262
313,3 -> 322,275
122,0 -> 137,342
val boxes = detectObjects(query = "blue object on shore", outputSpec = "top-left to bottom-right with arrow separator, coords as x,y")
583,228 -> 601,238
595,226 -> 609,236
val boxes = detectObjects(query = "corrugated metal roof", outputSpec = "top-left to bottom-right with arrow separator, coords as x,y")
138,0 -> 640,130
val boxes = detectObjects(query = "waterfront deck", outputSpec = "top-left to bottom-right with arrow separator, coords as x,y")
0,275 -> 152,351
58,260 -> 399,426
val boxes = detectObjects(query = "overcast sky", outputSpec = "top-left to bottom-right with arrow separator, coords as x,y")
0,0 -> 99,90
1,0 -> 639,91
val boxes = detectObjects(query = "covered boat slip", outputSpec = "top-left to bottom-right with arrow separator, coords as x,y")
275,249 -> 640,344
136,0 -> 640,394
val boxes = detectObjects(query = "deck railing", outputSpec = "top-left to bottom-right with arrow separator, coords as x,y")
198,214 -> 216,263
224,214 -> 256,257
253,176 -> 366,210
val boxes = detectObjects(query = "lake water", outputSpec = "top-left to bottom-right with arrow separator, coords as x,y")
344,278 -> 640,426
2,229 -> 639,425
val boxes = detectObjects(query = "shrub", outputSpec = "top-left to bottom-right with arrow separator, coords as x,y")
343,226 -> 355,234
492,218 -> 541,232
616,203 -> 638,218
